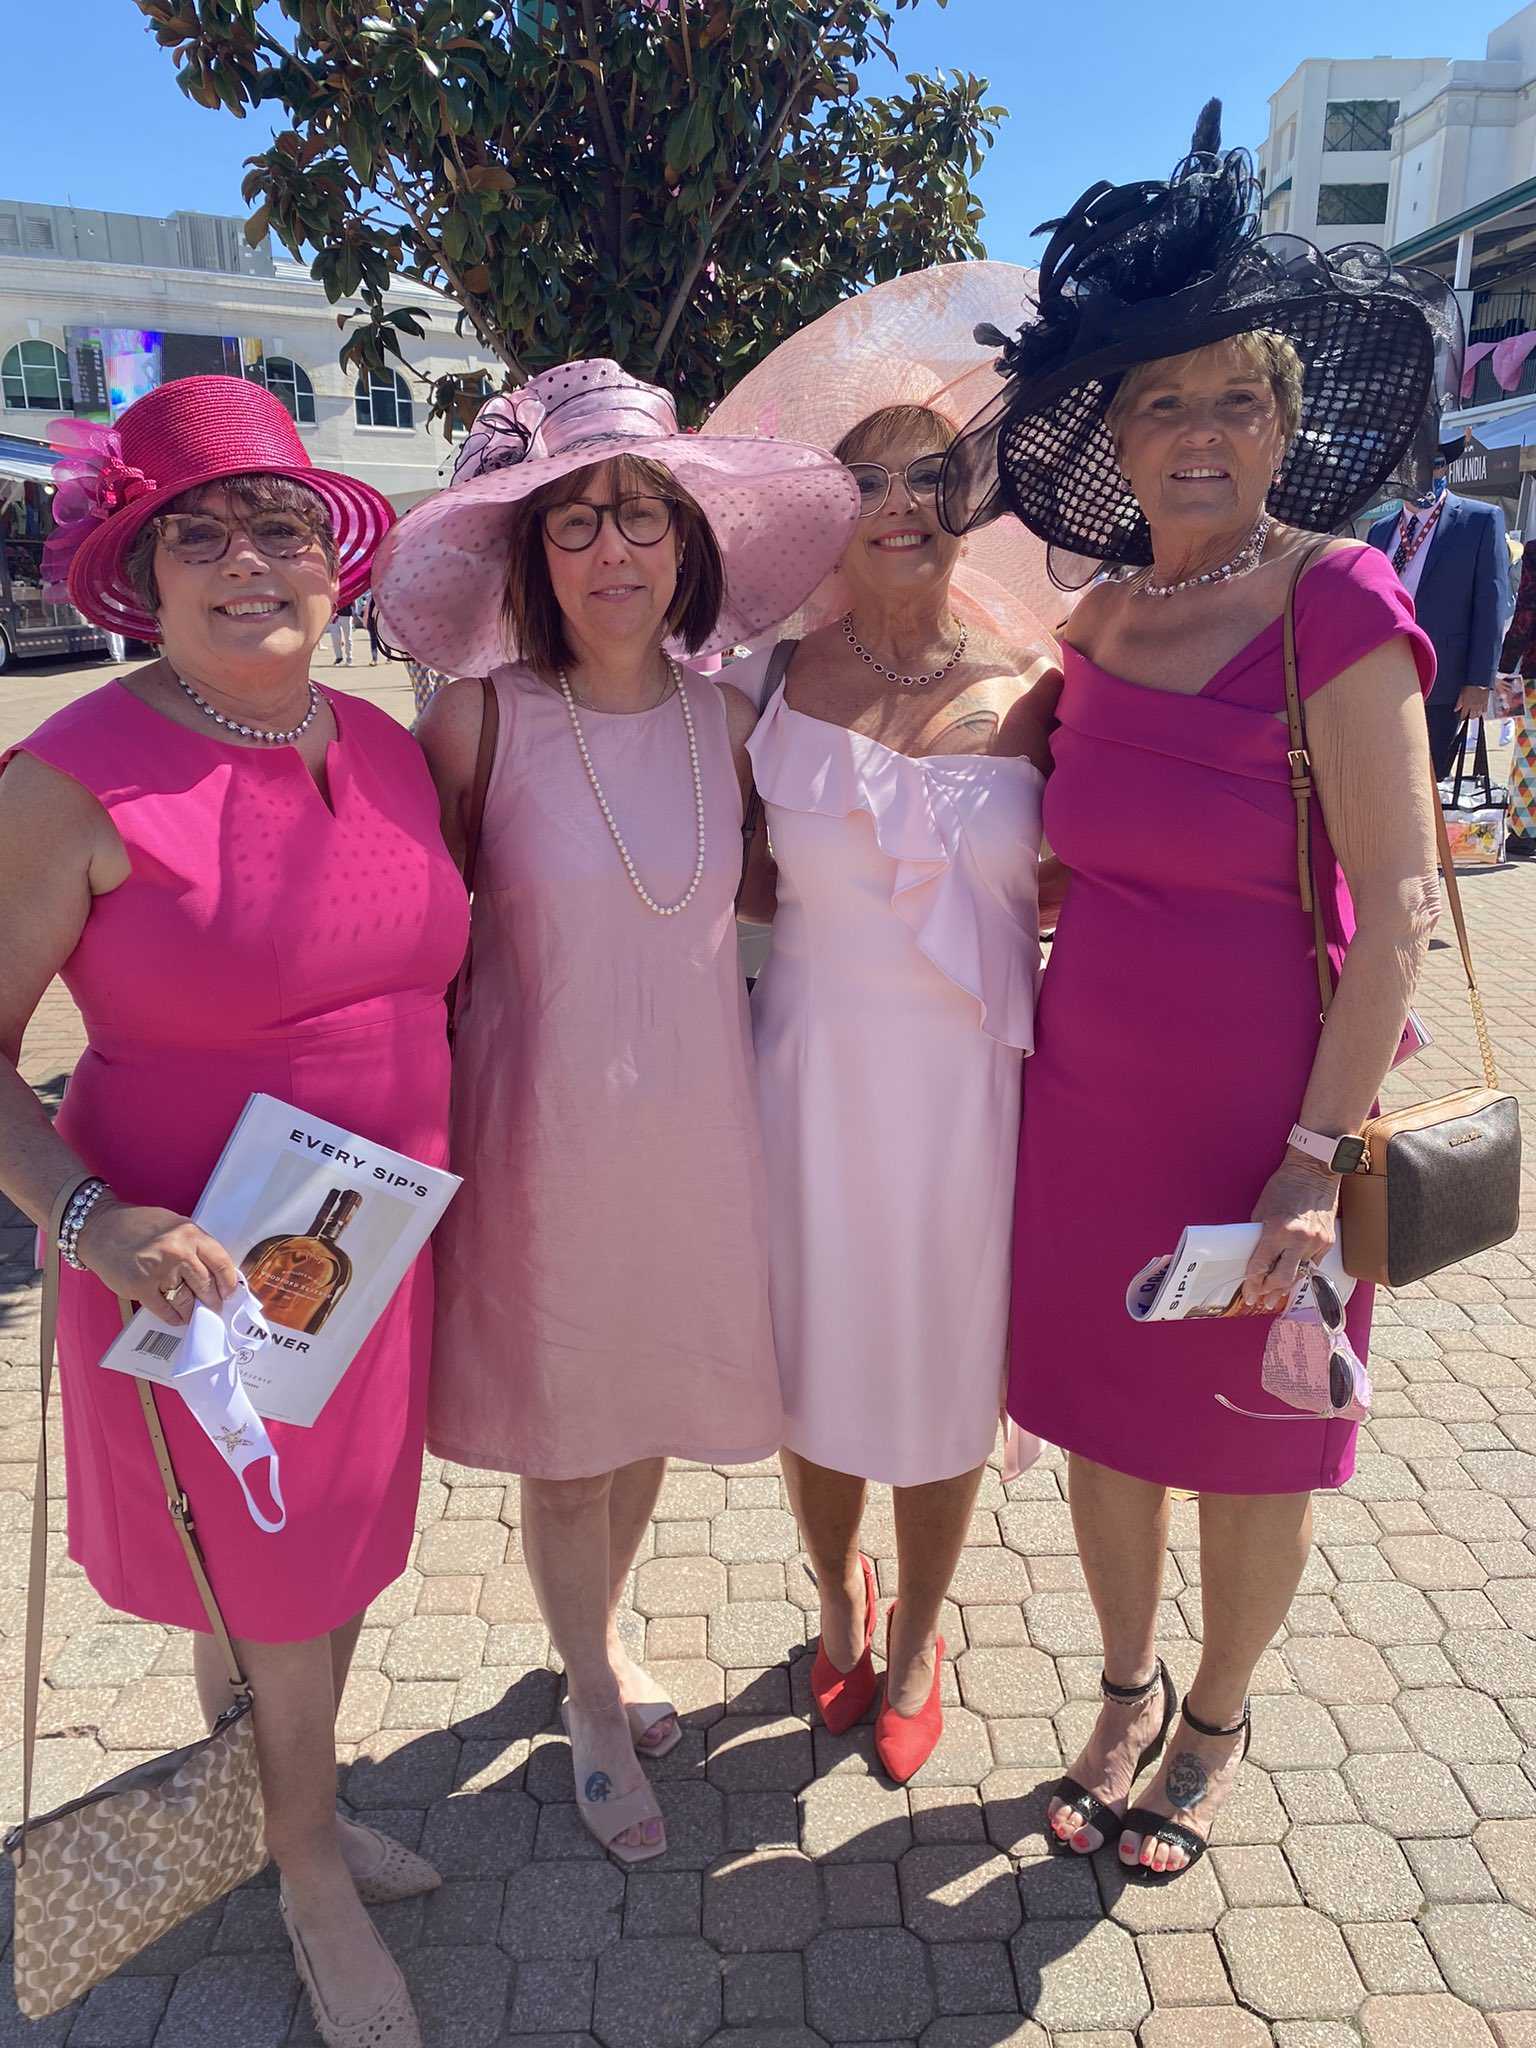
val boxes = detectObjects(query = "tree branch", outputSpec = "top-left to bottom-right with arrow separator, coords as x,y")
574,0 -> 627,273
650,47 -> 815,368
378,162 -> 527,380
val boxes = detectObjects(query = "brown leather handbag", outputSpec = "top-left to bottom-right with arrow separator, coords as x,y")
6,1177 -> 266,2018
1282,548 -> 1522,1287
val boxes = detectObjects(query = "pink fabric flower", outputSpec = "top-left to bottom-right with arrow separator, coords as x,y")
41,419 -> 160,597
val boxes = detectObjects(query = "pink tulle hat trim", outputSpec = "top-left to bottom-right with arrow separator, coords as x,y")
44,375 -> 396,640
704,261 -> 1066,647
373,358 -> 863,671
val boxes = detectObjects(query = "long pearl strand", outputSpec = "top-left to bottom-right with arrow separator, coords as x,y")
558,658 -> 706,917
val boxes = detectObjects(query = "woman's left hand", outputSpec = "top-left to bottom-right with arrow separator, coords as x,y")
1242,1157 -> 1339,1311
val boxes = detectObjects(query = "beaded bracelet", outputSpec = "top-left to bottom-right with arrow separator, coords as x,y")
58,1178 -> 111,1270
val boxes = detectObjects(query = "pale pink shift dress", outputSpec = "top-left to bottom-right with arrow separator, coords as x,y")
429,663 -> 782,1478
748,678 -> 1044,1486
5,681 -> 467,1640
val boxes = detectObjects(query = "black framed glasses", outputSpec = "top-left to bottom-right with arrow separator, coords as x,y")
154,511 -> 323,565
846,453 -> 947,518
540,495 -> 675,552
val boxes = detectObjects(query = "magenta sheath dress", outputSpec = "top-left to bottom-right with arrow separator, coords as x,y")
1009,546 -> 1434,1494
6,681 -> 468,1639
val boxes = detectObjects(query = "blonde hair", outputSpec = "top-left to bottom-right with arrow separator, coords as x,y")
1106,330 -> 1304,448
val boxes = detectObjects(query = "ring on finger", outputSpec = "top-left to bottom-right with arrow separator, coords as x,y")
162,1277 -> 189,1305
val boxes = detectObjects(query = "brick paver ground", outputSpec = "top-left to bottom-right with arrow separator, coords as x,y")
1,656 -> 1533,2046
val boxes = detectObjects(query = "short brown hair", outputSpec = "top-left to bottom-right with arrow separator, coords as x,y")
1106,331 -> 1305,448
122,474 -> 337,614
501,456 -> 725,674
833,404 -> 958,467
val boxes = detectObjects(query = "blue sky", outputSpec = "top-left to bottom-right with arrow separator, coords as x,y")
0,0 -> 1510,264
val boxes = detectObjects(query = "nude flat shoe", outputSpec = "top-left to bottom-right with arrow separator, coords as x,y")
280,1890 -> 422,2048
338,1816 -> 443,1905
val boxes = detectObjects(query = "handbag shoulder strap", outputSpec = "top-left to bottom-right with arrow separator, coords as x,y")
1283,544 -> 1500,1091
445,675 -> 500,1038
736,641 -> 795,903
20,1180 -> 249,1849
461,674 -> 500,902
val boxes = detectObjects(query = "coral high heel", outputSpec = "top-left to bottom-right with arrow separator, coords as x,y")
874,1603 -> 945,1784
810,1553 -> 879,1734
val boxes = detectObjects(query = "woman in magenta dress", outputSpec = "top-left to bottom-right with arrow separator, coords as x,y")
939,106 -> 1455,1881
0,378 -> 465,2044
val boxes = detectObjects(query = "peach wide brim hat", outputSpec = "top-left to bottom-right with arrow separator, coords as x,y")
372,359 -> 864,672
703,262 -> 1066,646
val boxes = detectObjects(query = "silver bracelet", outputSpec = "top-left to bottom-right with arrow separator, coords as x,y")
58,1178 -> 111,1270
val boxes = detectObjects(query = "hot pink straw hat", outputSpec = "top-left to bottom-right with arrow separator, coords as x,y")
704,262 -> 1063,645
43,374 -> 395,640
372,359 -> 863,671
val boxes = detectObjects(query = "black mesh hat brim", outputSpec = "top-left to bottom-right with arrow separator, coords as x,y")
939,241 -> 1447,570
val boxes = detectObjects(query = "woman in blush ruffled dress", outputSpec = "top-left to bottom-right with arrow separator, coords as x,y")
739,401 -> 1060,1783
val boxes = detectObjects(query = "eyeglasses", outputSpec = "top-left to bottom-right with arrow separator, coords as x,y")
846,454 -> 947,518
540,495 -> 675,552
154,511 -> 324,565
1216,1266 -> 1372,1424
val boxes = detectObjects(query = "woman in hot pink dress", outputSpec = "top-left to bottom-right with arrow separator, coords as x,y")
376,362 -> 859,1864
940,107 -> 1454,1882
0,379 -> 464,2045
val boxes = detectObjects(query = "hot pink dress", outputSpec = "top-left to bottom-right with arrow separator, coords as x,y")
6,681 -> 467,1640
428,663 -> 782,1479
1009,547 -> 1434,1494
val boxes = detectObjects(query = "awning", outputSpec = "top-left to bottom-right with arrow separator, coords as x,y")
1444,401 -> 1536,450
0,434 -> 58,485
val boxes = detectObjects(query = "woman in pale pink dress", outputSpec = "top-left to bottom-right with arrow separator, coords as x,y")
374,362 -> 859,1861
738,402 -> 1060,1782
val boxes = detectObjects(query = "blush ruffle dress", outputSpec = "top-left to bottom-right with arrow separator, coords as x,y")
747,677 -> 1044,1486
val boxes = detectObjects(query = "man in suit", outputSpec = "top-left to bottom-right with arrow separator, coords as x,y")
1368,454 -> 1505,779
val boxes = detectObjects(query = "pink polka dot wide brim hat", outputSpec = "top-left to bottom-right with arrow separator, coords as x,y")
373,358 -> 863,672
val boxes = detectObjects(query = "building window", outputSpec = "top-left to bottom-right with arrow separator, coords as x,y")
1,339 -> 73,413
1323,100 -> 1398,152
253,355 -> 317,425
21,215 -> 56,251
355,369 -> 414,430
1316,183 -> 1390,227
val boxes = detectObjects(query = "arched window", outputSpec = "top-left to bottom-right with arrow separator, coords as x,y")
2,339 -> 72,413
354,369 -> 414,431
253,355 -> 316,426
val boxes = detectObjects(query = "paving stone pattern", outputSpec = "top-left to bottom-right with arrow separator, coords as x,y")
1,664 -> 1533,2044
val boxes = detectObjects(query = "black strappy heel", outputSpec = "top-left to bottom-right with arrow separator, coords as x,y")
1048,1657 -> 1177,1855
1120,1693 -> 1252,1884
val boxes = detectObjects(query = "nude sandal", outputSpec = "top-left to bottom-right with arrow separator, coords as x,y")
280,1890 -> 422,2048
626,1699 -> 684,1757
560,1703 -> 667,1865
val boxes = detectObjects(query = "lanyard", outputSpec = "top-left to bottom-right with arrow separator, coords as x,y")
1395,499 -> 1442,573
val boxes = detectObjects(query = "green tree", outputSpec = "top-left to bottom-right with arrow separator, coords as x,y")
136,0 -> 1003,424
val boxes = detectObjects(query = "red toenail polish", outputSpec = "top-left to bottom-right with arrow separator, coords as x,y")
1072,1832 -> 1091,1851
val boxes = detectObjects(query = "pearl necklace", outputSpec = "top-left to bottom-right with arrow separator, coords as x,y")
173,667 -> 321,743
842,610 -> 968,688
1134,512 -> 1272,600
558,658 -> 706,917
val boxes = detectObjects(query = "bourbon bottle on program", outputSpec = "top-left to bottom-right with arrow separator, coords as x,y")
241,1188 -> 361,1334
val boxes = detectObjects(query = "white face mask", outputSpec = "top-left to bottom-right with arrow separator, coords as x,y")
165,1282 -> 286,1532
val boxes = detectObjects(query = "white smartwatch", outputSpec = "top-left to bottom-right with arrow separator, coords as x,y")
1287,1123 -> 1366,1176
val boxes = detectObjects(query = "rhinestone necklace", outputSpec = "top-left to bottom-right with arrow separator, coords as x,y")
842,610 -> 968,688
558,658 -> 706,917
1134,512 -> 1272,600
172,667 -> 322,744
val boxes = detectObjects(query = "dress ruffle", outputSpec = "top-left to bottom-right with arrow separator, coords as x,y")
748,684 -> 1043,1049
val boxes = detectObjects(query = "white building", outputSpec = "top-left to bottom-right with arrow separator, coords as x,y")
1256,56 -> 1446,249
1387,4 -> 1536,248
0,197 -> 504,507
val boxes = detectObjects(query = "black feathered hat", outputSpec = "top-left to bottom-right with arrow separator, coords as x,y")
938,101 -> 1463,582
